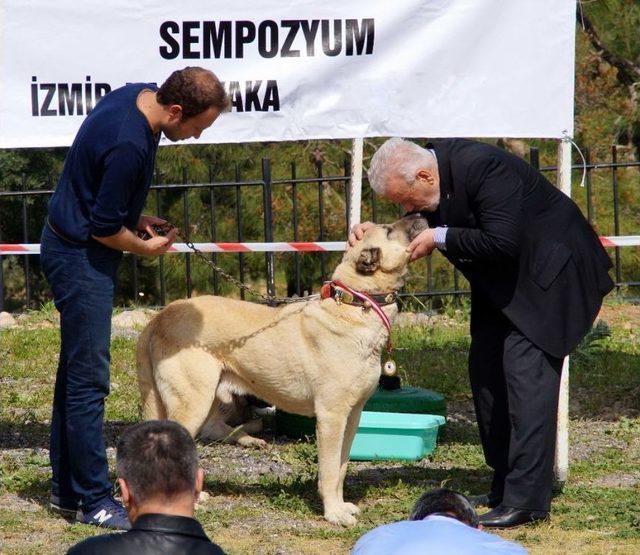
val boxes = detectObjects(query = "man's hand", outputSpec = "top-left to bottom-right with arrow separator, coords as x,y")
348,221 -> 375,247
92,224 -> 178,256
137,214 -> 167,235
142,226 -> 178,256
406,228 -> 437,261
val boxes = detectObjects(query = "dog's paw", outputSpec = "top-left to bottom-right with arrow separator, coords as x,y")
324,505 -> 358,527
342,502 -> 360,516
237,435 -> 268,448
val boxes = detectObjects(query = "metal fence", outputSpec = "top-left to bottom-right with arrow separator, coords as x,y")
0,145 -> 639,312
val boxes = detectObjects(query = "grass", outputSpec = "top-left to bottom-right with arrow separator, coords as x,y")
1,302 -> 639,554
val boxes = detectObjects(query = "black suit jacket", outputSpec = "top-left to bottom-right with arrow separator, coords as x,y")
422,139 -> 613,358
66,513 -> 226,555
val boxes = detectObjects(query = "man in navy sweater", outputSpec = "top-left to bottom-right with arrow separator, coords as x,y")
41,67 -> 230,530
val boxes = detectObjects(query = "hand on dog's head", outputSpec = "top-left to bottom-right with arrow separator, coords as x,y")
335,215 -> 428,292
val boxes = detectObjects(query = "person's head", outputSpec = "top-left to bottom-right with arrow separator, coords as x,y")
409,488 -> 480,528
157,66 -> 230,141
117,420 -> 204,520
367,138 -> 440,213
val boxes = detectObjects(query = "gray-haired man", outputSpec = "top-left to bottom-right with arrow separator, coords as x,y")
350,138 -> 613,528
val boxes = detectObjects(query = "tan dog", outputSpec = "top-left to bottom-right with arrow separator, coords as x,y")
136,215 -> 428,525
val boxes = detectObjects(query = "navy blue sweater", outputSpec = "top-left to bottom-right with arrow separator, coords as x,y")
48,83 -> 159,243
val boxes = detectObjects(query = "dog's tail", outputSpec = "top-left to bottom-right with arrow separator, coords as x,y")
136,318 -> 166,420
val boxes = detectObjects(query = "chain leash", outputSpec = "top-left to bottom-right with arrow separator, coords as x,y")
181,236 -> 313,305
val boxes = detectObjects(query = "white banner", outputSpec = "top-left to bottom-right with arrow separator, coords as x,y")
0,0 -> 576,148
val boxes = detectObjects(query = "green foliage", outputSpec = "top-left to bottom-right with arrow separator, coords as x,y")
572,319 -> 612,369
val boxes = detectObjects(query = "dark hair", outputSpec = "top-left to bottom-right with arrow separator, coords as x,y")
409,488 -> 479,528
117,420 -> 198,503
157,66 -> 230,119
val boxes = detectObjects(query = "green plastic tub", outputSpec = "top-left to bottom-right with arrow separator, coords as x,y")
349,411 -> 446,461
364,386 -> 446,416
275,386 -> 446,439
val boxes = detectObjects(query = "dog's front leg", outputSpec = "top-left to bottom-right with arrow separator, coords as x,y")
316,407 -> 357,526
337,402 -> 365,517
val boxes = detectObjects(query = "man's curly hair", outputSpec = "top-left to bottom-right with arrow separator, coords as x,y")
157,66 -> 230,119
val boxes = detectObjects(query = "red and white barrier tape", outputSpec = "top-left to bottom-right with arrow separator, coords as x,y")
1,237 -> 639,256
0,241 -> 347,255
598,236 -> 640,248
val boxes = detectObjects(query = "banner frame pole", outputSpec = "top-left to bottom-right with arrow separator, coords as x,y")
348,138 -> 364,231
555,137 -> 572,483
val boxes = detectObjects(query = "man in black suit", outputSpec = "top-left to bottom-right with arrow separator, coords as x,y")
349,138 -> 613,528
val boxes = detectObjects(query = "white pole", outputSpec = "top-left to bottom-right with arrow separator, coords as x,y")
555,137 -> 572,483
349,138 -> 364,231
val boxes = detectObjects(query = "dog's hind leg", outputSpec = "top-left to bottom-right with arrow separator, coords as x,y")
315,405 -> 357,526
137,324 -> 167,420
156,348 -> 222,438
200,403 -> 267,448
140,381 -> 167,421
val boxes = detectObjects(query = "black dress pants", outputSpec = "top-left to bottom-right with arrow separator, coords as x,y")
469,290 -> 563,511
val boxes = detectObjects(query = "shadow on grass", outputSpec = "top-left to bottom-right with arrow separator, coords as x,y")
0,419 -> 134,449
201,464 -> 495,518
0,419 -> 136,514
3,418 -> 561,522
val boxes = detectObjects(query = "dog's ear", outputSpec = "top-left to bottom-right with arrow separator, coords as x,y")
356,247 -> 381,274
406,216 -> 429,242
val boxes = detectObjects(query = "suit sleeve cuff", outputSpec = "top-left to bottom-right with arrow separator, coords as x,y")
434,227 -> 448,250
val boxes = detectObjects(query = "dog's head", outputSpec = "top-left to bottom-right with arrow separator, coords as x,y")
332,215 -> 429,293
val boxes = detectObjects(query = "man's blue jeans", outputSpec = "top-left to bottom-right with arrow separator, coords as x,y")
40,223 -> 122,510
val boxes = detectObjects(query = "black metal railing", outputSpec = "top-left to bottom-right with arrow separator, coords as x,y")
1,145 -> 639,312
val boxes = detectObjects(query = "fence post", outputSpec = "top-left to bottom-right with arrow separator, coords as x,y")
611,145 -> 621,292
183,168 -> 192,298
132,246 -> 139,305
291,161 -> 301,295
155,172 -> 166,307
316,159 -> 327,282
21,177 -> 31,310
234,163 -> 246,300
208,165 -> 220,296
585,148 -> 593,224
344,158 -> 351,237
262,158 -> 276,300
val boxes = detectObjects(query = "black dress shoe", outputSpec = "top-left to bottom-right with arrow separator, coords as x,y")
468,493 -> 502,509
479,505 -> 549,528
